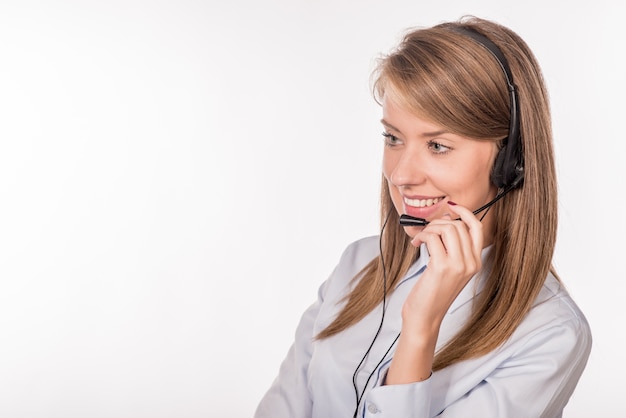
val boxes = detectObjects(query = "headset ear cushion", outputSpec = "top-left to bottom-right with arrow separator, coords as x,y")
491,146 -> 510,189
491,140 -> 524,190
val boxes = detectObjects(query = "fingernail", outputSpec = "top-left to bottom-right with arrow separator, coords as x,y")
447,201 -> 457,206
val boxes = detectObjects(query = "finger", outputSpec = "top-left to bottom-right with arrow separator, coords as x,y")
410,212 -> 453,247
418,221 -> 464,259
414,221 -> 469,269
447,202 -> 484,258
444,219 -> 472,262
417,224 -> 478,282
416,230 -> 448,261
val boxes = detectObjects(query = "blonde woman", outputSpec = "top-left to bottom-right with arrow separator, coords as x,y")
255,16 -> 591,418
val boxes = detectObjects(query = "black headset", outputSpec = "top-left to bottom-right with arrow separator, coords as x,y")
399,27 -> 525,228
453,26 -> 524,189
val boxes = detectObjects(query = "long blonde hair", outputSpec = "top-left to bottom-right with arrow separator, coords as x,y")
317,17 -> 558,371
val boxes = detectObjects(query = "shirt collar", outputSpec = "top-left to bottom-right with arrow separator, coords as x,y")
395,243 -> 430,288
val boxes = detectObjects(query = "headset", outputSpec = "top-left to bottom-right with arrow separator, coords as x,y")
399,27 -> 525,227
353,26 -> 527,417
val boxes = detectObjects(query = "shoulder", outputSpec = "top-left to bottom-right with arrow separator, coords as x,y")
336,235 -> 380,268
329,235 -> 380,285
317,235 -> 380,301
311,236 -> 380,331
513,272 -> 592,356
534,272 -> 590,327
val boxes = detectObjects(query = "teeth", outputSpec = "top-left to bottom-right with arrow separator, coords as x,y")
404,196 -> 443,208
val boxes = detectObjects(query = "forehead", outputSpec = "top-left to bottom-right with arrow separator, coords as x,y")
381,95 -> 445,134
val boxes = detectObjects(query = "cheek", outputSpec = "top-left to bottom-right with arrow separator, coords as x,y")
381,151 -> 395,181
470,159 -> 495,186
382,157 -> 403,207
446,158 -> 496,199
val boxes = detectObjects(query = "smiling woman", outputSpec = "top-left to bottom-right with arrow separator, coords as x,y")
254,16 -> 591,418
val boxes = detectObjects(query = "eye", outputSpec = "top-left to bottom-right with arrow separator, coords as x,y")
382,132 -> 402,147
427,140 -> 451,154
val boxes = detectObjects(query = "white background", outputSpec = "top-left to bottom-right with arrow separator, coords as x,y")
0,0 -> 623,417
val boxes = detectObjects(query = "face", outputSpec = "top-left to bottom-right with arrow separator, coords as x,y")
382,95 -> 499,242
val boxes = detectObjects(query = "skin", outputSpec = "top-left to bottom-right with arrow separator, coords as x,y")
381,95 -> 499,384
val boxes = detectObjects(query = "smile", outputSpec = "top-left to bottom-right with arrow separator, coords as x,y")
403,196 -> 445,208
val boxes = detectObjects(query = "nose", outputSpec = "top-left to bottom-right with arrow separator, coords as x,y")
385,146 -> 427,188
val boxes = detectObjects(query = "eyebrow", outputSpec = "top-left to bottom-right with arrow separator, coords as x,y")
380,119 -> 449,138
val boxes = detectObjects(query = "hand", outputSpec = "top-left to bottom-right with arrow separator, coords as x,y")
405,202 -> 484,329
386,202 -> 484,384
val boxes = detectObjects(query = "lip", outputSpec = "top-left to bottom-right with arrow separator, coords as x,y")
402,194 -> 446,220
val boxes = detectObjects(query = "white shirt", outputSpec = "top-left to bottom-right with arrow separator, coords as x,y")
254,236 -> 592,418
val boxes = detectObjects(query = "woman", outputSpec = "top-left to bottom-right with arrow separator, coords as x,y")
255,16 -> 591,418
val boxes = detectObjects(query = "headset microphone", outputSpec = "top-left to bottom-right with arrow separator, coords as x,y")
399,27 -> 525,228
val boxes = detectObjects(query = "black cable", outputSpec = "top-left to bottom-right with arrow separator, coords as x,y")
351,208 -> 394,418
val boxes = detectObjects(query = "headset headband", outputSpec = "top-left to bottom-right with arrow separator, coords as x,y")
451,26 -> 524,189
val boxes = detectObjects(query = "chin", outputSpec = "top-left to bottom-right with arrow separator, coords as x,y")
402,224 -> 424,239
